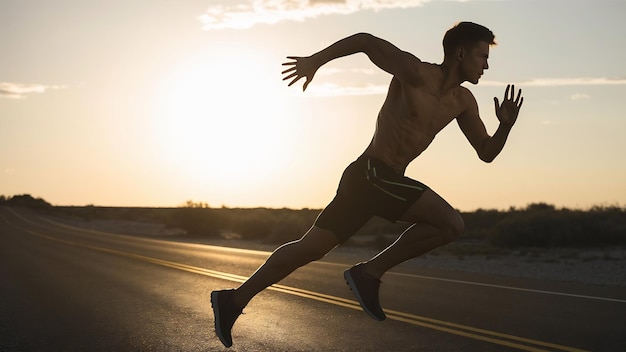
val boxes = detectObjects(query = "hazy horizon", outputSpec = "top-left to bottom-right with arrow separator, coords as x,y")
2,193 -> 622,213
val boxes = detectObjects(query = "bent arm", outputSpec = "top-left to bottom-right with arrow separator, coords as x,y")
283,33 -> 422,90
458,85 -> 523,163
457,93 -> 514,163
313,33 -> 421,80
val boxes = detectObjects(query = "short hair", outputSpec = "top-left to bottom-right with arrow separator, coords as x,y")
443,22 -> 496,58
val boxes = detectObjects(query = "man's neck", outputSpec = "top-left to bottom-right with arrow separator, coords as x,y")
438,60 -> 464,94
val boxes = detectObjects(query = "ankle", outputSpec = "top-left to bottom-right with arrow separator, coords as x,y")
359,262 -> 383,280
231,289 -> 248,310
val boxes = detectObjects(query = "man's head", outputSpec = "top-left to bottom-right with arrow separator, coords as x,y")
443,22 -> 496,84
443,22 -> 495,58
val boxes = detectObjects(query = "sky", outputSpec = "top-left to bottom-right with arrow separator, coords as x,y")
1,0 -> 625,211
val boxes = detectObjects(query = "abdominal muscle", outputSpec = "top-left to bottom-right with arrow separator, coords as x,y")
363,115 -> 434,174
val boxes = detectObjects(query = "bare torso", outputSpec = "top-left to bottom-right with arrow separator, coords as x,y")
363,62 -> 469,173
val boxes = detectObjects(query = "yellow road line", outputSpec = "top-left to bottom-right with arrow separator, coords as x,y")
2,209 -> 589,352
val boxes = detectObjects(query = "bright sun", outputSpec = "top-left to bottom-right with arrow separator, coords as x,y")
156,47 -> 297,191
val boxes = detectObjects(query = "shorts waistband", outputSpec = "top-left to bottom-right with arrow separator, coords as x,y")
357,155 -> 404,175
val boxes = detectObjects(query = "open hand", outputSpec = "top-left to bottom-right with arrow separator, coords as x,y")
494,84 -> 523,126
282,56 -> 319,91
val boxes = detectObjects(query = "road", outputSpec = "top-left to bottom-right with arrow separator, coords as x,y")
1,206 -> 624,351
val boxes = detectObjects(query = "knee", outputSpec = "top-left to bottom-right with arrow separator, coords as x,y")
440,213 -> 464,244
292,227 -> 338,263
287,240 -> 332,264
295,244 -> 329,264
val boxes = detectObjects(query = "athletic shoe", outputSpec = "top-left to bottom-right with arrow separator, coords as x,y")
344,263 -> 386,321
211,289 -> 243,348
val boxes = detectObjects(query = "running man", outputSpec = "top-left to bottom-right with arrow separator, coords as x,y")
211,22 -> 523,348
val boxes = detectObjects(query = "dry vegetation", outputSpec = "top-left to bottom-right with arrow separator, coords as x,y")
2,194 -> 625,249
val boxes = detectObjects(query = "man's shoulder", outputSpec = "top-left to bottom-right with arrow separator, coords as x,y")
456,85 -> 473,96
455,86 -> 479,117
456,86 -> 477,104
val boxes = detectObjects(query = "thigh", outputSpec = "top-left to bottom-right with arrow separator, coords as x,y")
314,196 -> 372,243
398,188 -> 462,228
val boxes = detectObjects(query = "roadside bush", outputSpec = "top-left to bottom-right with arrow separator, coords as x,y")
461,208 -> 509,240
167,207 -> 224,237
221,208 -> 318,243
225,208 -> 275,240
167,207 -> 319,242
488,204 -> 626,247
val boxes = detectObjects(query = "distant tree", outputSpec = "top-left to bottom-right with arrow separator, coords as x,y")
0,195 -> 6,203
181,200 -> 210,208
5,194 -> 52,208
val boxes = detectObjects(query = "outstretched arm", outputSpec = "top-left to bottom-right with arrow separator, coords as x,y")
457,84 -> 524,162
282,32 -> 421,91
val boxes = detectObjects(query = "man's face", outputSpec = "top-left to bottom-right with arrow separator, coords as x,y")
461,41 -> 490,84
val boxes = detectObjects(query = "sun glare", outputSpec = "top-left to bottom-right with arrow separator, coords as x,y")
156,48 -> 296,190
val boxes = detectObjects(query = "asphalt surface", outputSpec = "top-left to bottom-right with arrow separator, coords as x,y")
1,206 -> 625,351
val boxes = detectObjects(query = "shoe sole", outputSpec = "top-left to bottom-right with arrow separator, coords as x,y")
211,291 -> 233,348
344,270 -> 386,321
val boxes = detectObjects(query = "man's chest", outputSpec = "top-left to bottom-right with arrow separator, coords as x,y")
399,87 -> 464,132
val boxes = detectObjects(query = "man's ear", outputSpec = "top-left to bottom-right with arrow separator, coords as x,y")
456,46 -> 465,61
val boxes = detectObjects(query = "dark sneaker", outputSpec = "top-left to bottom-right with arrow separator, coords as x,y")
344,264 -> 386,321
211,289 -> 243,348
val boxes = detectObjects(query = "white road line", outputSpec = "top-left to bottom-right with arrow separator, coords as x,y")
388,271 -> 626,303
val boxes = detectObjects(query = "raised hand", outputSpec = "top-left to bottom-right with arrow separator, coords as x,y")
494,84 -> 523,126
282,56 -> 320,91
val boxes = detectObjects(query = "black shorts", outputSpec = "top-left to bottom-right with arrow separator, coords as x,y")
315,155 -> 428,243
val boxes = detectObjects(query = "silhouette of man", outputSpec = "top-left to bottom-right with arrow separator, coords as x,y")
211,22 -> 523,347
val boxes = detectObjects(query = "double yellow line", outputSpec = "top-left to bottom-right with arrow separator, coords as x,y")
3,209 -> 589,352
